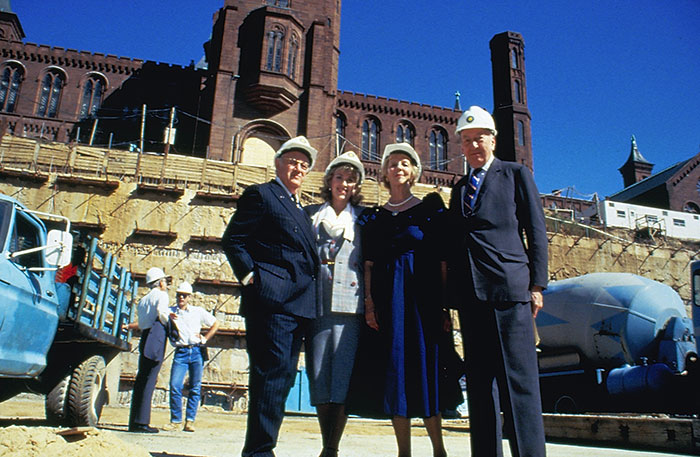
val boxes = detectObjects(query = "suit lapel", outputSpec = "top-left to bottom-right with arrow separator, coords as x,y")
268,180 -> 317,256
473,158 -> 501,212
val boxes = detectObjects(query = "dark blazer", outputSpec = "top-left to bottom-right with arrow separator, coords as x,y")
448,158 -> 548,304
142,319 -> 167,362
222,180 -> 320,319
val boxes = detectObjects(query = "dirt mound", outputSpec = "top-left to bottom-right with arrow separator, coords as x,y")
0,425 -> 150,457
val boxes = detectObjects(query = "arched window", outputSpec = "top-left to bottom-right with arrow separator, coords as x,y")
79,75 -> 105,120
287,34 -> 298,79
429,129 -> 448,171
514,80 -> 521,103
362,118 -> 380,161
37,70 -> 64,118
684,202 -> 700,214
395,122 -> 414,145
265,26 -> 285,73
0,64 -> 22,113
335,111 -> 346,154
517,120 -> 525,146
511,48 -> 519,69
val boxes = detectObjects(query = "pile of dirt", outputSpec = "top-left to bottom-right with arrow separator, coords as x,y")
0,425 -> 150,457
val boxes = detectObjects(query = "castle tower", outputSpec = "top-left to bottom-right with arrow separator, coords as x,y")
0,1 -> 23,43
619,135 -> 654,187
489,31 -> 533,171
204,0 -> 341,167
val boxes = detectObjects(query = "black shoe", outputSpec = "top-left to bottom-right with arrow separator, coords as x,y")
128,424 -> 159,433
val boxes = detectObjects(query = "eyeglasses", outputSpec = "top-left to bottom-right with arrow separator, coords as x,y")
282,157 -> 310,172
461,134 -> 492,146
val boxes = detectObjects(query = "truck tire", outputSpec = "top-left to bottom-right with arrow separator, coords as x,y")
45,374 -> 70,425
66,355 -> 107,426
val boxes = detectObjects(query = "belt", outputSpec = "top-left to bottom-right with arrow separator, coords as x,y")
321,260 -> 335,265
176,344 -> 199,349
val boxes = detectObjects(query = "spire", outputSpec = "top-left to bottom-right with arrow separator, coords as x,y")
628,135 -> 651,164
619,135 -> 654,187
454,91 -> 461,111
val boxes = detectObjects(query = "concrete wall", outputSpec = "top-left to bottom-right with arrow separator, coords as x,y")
2,137 -> 698,410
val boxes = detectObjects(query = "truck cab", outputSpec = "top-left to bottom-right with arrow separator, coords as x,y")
0,195 -> 71,378
0,193 -> 137,427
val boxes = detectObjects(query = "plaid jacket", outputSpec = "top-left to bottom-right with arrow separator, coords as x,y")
306,203 -> 365,314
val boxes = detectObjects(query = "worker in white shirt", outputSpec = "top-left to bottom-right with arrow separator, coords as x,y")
163,282 -> 219,432
127,267 -> 172,433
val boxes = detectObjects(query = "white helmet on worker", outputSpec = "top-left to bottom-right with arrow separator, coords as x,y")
455,105 -> 497,136
275,136 -> 318,170
145,267 -> 166,286
176,281 -> 193,295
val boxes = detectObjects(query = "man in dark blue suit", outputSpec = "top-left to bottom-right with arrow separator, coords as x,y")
448,106 -> 548,457
222,136 -> 320,457
126,267 -> 172,433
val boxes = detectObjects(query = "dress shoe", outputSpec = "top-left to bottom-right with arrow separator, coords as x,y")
128,424 -> 159,433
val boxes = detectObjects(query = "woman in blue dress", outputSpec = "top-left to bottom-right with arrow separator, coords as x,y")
349,143 -> 461,457
304,151 -> 366,457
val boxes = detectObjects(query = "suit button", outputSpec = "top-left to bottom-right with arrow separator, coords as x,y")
293,226 -> 299,232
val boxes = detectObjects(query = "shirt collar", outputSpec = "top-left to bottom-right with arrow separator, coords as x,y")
275,177 -> 297,200
470,155 -> 495,175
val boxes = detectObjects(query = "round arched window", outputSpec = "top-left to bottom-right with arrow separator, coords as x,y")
683,201 -> 700,214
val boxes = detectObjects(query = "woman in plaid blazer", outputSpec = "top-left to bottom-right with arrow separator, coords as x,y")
304,151 -> 366,457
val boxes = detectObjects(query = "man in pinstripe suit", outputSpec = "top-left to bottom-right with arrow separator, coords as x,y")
222,136 -> 320,457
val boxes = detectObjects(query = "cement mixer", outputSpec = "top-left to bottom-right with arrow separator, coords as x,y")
535,272 -> 697,414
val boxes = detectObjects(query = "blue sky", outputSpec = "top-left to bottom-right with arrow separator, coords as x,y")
11,1 -> 700,200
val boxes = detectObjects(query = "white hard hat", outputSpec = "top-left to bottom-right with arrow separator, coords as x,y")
176,281 -> 193,295
145,267 -> 166,286
381,143 -> 422,180
274,136 -> 318,169
325,151 -> 365,184
455,105 -> 498,136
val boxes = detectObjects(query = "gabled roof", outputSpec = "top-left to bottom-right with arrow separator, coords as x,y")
667,150 -> 700,188
609,159 -> 689,201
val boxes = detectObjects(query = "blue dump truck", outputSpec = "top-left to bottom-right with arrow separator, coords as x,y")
536,271 -> 698,414
0,194 -> 138,426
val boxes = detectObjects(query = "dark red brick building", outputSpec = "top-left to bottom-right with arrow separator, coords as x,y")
0,0 -> 533,184
610,137 -> 700,214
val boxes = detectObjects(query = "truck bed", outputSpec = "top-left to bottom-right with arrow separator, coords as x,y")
59,237 -> 138,352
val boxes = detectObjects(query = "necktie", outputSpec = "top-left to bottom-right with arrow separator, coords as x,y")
464,168 -> 485,210
292,194 -> 303,211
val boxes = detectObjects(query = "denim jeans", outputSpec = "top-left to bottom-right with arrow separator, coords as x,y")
169,346 -> 204,423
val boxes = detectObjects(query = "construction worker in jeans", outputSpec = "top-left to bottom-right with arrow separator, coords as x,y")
163,282 -> 219,432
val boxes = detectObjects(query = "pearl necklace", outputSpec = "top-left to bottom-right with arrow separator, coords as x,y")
385,195 -> 414,207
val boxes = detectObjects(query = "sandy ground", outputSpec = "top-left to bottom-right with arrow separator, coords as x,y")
0,395 -> 684,457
